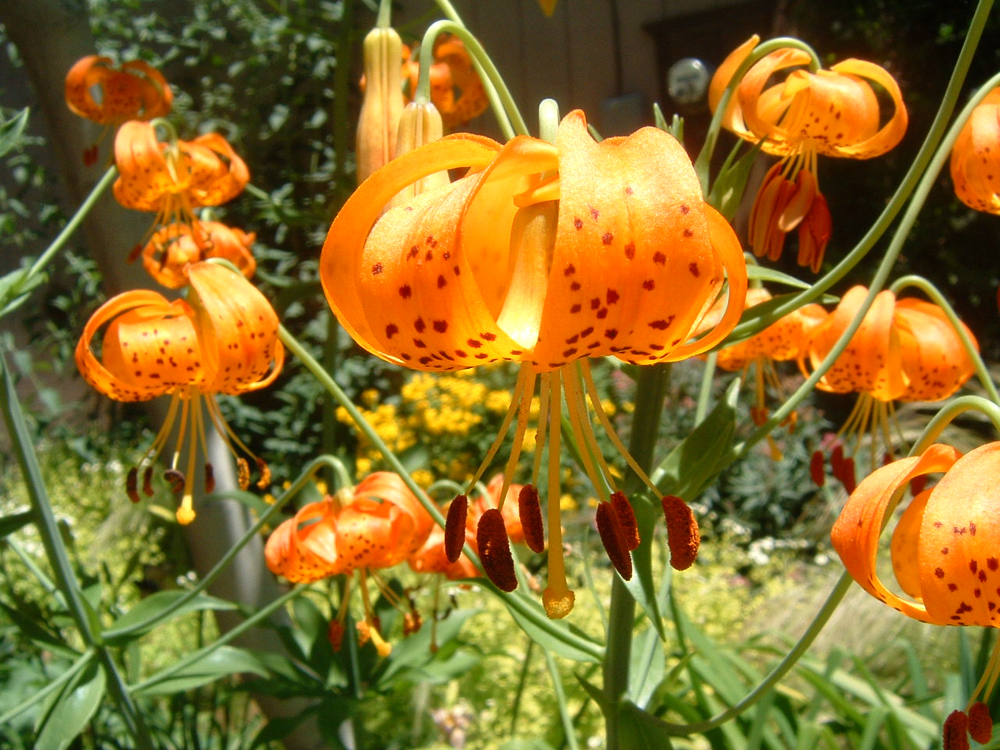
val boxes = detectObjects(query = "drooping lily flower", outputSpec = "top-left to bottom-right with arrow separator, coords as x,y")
950,87 -> 1000,215
710,37 -> 907,271
701,287 -> 826,458
265,472 -> 434,656
113,121 -> 250,263
799,286 -> 977,490
75,262 -> 283,524
402,35 -> 489,129
321,109 -> 747,617
831,442 -> 1000,748
65,55 -> 173,164
140,220 -> 256,289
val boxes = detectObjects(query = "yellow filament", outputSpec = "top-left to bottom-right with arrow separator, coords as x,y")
542,369 -> 574,619
968,638 -> 1000,710
176,394 -> 200,525
562,365 -> 611,501
139,392 -> 182,467
169,392 -> 192,472
464,363 -> 530,494
580,361 -> 661,498
494,367 -> 538,512
530,374 -> 551,487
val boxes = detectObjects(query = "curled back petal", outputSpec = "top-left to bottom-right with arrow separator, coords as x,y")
894,298 -> 977,402
186,262 -> 283,394
354,472 -> 434,558
708,35 -> 760,137
916,443 -> 1000,626
827,59 -> 908,159
320,134 -> 504,366
830,443 -> 962,624
75,290 -> 195,402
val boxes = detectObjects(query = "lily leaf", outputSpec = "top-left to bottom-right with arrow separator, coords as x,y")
0,508 -> 34,538
655,379 -> 739,501
622,494 -> 667,640
34,660 -> 105,750
104,590 -> 238,644
504,595 -> 602,663
134,645 -> 268,696
0,108 -> 28,159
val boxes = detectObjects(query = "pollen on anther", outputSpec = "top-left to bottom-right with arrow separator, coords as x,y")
445,496 -> 469,563
518,485 -> 545,553
478,508 -> 517,592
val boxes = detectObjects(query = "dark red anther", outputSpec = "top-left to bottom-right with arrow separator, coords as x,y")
142,466 -> 156,497
518,485 -> 545,553
328,620 -> 344,651
126,468 -> 140,504
444,495 -> 469,563
163,469 -> 185,494
662,495 -> 700,571
610,491 -> 640,551
477,508 -> 517,592
204,463 -> 216,494
968,702 -> 992,744
810,450 -> 826,487
596,501 -> 633,580
943,709 -> 970,750
832,455 -> 857,494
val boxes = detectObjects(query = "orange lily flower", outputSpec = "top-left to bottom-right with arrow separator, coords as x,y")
831,442 -> 1000,747
800,286 -> 977,490
402,35 -> 488,129
113,121 -> 249,240
701,287 -> 826,458
951,87 -> 1000,215
265,472 -> 434,656
140,220 -> 256,289
65,55 -> 172,165
710,37 -> 907,270
75,262 -> 283,524
321,109 -> 747,616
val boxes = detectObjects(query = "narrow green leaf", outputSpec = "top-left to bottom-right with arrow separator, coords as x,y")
0,267 -> 47,319
857,706 -> 889,750
629,624 -> 665,709
0,509 -> 34,538
499,741 -> 558,750
250,705 -> 318,749
133,645 -> 268,695
656,379 -> 739,500
619,701 -> 676,749
105,590 -> 238,644
745,266 -> 812,290
0,108 -> 28,159
0,602 -> 77,657
623,494 -> 667,640
377,608 -> 478,686
34,661 -> 105,750
504,597 -> 602,664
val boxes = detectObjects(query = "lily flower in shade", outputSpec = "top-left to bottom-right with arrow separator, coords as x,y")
831,442 -> 1000,748
701,287 -> 826,459
139,220 -> 256,289
265,472 -> 434,656
113,121 -> 250,249
321,109 -> 747,617
75,262 -> 283,524
799,286 -> 977,491
950,87 -> 1000,215
710,37 -> 907,271
65,55 -> 173,165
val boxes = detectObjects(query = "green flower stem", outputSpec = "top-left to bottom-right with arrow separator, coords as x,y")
658,572 -> 854,735
17,165 -> 116,288
545,647 -> 582,750
889,274 -> 1000,406
415,20 -> 527,139
129,585 -> 307,694
103,455 -> 346,640
727,0 -> 994,345
376,0 -> 390,28
604,362 -> 670,750
693,37 -> 820,194
0,647 -> 96,725
278,325 -> 605,660
733,61 -> 1000,466
910,396 -> 1000,455
0,350 -> 153,749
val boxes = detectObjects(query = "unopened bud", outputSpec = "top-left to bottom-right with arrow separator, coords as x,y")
357,25 -> 404,183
